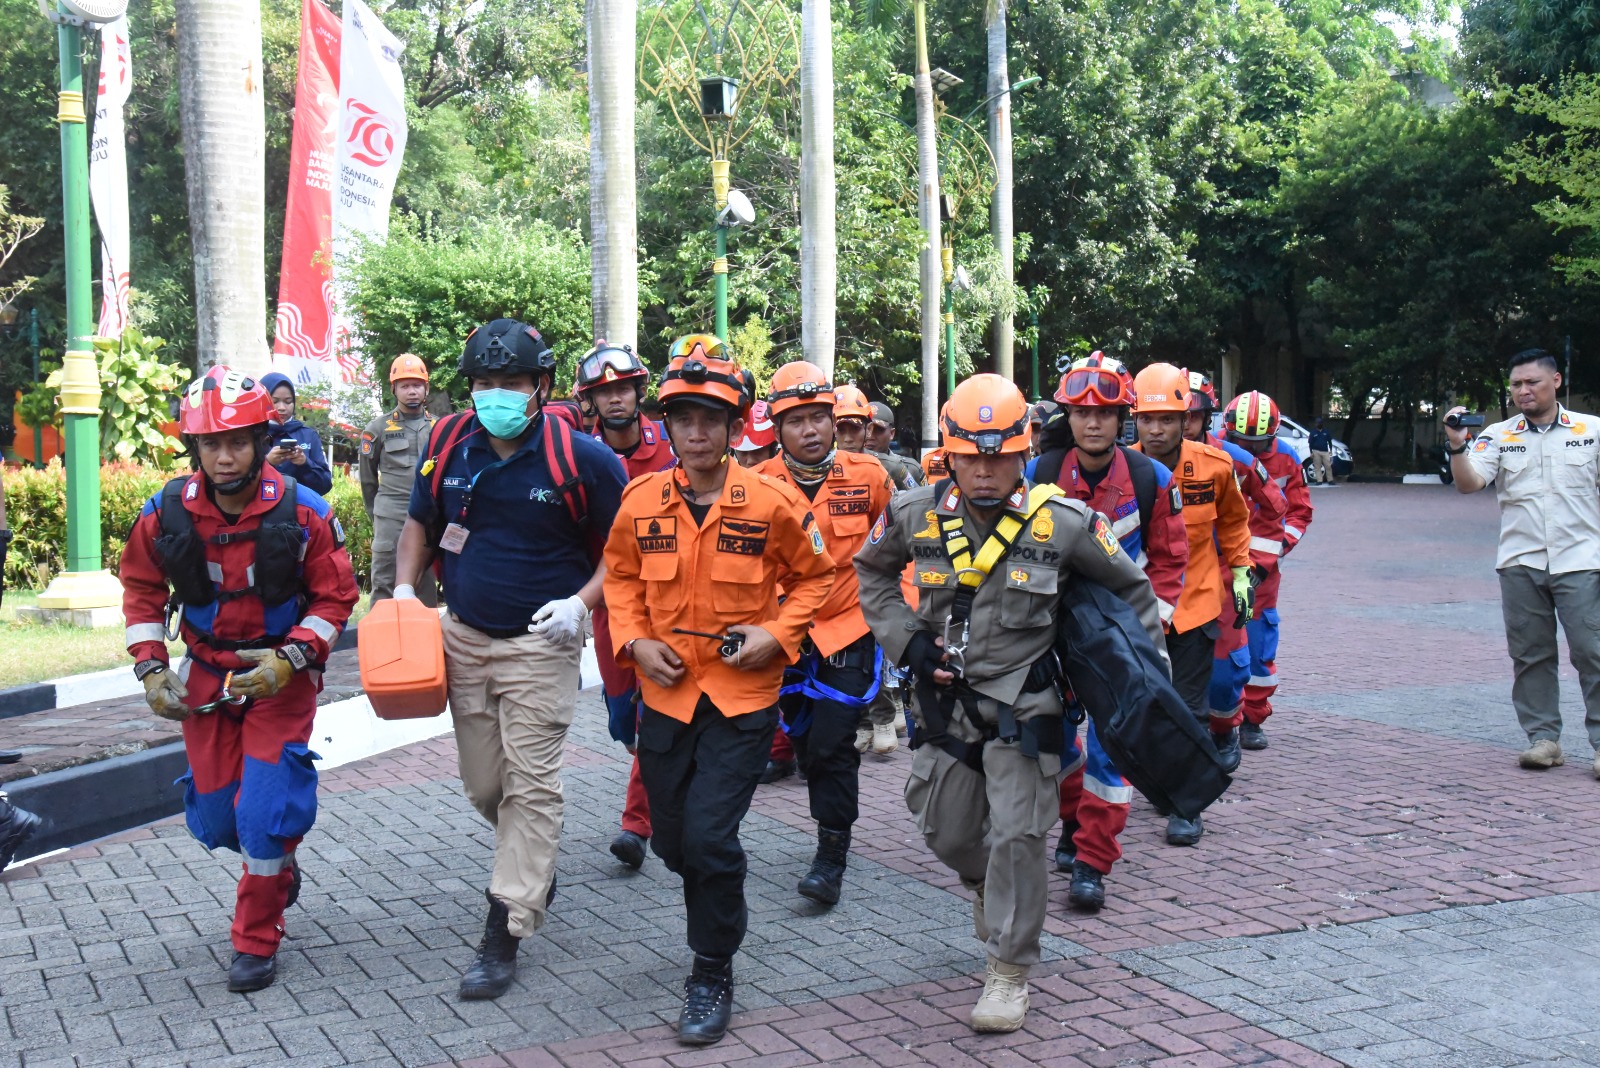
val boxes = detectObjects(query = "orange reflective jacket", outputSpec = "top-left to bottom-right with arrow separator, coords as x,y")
1134,438 -> 1251,633
602,462 -> 837,721
756,451 -> 893,655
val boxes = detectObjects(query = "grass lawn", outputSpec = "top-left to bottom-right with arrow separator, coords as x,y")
0,590 -> 372,691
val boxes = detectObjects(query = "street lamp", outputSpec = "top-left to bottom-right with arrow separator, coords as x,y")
31,0 -> 127,623
640,0 -> 798,345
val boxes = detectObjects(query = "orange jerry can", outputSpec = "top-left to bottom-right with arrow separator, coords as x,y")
358,598 -> 449,720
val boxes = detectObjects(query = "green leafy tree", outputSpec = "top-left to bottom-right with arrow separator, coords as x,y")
1502,73 -> 1600,283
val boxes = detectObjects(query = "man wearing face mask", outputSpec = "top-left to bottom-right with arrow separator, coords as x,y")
393,319 -> 628,1001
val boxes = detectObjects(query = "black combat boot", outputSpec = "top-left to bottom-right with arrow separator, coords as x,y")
228,951 -> 277,992
0,794 -> 41,871
609,830 -> 647,869
1240,722 -> 1269,750
1054,825 -> 1077,872
760,759 -> 796,784
1212,728 -> 1242,773
458,889 -> 521,999
677,953 -> 734,1045
797,825 -> 850,906
1166,813 -> 1204,846
1067,860 -> 1106,912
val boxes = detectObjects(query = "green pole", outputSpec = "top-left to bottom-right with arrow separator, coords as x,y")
714,223 -> 729,343
1030,307 -> 1040,401
943,281 -> 956,397
37,8 -> 118,615
30,308 -> 43,468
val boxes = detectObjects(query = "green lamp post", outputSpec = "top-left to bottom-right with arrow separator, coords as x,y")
32,0 -> 126,624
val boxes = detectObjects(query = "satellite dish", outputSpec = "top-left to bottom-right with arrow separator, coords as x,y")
719,189 -> 756,229
55,0 -> 128,21
953,265 -> 974,293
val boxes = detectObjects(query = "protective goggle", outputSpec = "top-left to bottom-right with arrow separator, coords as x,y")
1057,367 -> 1129,407
577,346 -> 643,387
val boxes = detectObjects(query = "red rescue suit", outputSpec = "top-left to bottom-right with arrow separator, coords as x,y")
120,468 -> 358,955
1053,446 -> 1188,875
589,415 -> 677,841
1207,436 -> 1287,729
1239,439 -> 1311,721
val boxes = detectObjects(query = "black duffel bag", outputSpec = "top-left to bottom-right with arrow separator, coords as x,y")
1055,575 -> 1232,821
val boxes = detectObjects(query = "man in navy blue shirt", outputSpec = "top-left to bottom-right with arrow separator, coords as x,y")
257,372 -> 334,495
1308,418 -> 1334,486
393,318 -> 625,1001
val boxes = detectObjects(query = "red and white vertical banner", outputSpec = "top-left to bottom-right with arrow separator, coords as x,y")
271,0 -> 342,385
89,16 -> 132,340
330,0 -> 408,383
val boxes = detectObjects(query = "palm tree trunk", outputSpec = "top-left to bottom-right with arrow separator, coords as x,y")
799,0 -> 836,377
587,0 -> 638,350
175,0 -> 268,375
986,0 -> 1014,380
914,0 -> 942,449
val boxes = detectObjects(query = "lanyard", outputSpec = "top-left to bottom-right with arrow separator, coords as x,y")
455,450 -> 517,529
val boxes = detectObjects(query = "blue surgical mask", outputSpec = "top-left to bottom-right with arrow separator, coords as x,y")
473,388 -> 535,439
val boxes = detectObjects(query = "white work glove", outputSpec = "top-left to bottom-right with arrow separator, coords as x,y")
394,584 -> 418,601
529,595 -> 589,646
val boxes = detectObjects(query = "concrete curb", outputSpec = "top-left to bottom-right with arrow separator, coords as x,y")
5,744 -> 189,856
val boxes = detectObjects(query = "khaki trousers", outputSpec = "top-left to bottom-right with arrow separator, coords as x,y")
442,613 -> 581,937
369,513 -> 438,606
904,738 -> 1062,966
1310,450 -> 1334,484
1499,565 -> 1600,750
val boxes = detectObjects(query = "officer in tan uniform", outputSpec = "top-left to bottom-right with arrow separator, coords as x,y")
360,354 -> 438,604
856,374 -> 1164,1034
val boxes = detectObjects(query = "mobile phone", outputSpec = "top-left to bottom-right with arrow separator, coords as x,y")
277,438 -> 301,451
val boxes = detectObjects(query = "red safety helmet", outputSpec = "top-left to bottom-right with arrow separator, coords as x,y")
1055,351 -> 1135,408
1186,370 -> 1218,413
942,374 -> 1032,455
179,367 -> 277,436
732,399 -> 777,451
1224,390 -> 1281,441
573,341 -> 649,396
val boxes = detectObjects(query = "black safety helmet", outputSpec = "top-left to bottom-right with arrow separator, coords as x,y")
459,318 -> 557,381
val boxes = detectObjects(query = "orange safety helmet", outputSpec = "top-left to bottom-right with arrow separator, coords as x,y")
1131,362 -> 1190,413
658,336 -> 747,412
388,353 -> 429,385
833,383 -> 873,422
767,361 -> 836,419
732,399 -> 777,450
1224,390 -> 1281,441
1055,351 -> 1135,408
179,366 -> 277,436
941,374 -> 1032,455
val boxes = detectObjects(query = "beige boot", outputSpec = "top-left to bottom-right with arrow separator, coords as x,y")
972,884 -> 989,942
970,956 -> 1029,1032
854,725 -> 872,753
1519,739 -> 1564,769
871,722 -> 899,754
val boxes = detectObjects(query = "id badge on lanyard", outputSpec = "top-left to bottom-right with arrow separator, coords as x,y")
442,453 -> 514,554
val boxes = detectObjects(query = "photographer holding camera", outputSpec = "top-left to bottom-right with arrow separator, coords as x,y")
1445,348 -> 1600,778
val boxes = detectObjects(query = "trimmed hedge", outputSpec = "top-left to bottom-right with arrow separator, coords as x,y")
3,461 -> 372,592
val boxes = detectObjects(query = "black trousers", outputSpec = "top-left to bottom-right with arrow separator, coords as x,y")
1167,621 -> 1219,721
638,695 -> 775,960
782,633 -> 876,830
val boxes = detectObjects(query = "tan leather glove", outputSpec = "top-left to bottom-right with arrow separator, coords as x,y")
139,662 -> 191,721
228,645 -> 304,699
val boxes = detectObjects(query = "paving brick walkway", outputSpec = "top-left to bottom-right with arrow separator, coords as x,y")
6,483 -> 1600,1067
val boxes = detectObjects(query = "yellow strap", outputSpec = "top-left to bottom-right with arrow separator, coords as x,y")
942,484 -> 1060,589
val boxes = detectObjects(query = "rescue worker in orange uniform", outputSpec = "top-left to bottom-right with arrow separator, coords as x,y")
755,363 -> 893,906
1131,363 -> 1253,846
603,340 -> 835,1047
119,367 -> 359,993
571,341 -> 679,872
1035,353 -> 1188,909
1183,373 -> 1286,768
1222,390 -> 1313,749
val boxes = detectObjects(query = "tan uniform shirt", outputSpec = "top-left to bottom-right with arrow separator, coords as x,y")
868,448 -> 926,492
854,480 -> 1164,710
359,408 -> 436,522
1463,406 -> 1600,574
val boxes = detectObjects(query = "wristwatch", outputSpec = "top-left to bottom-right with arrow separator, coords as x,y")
1444,441 -> 1470,456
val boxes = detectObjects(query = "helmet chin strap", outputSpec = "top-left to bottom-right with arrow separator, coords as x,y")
203,428 -> 271,496
966,476 -> 1025,510
1077,440 -> 1116,459
601,413 -> 637,431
